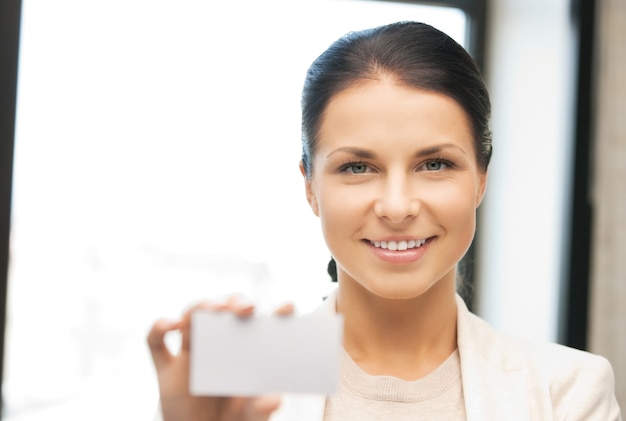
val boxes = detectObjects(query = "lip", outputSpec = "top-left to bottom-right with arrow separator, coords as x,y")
365,237 -> 433,264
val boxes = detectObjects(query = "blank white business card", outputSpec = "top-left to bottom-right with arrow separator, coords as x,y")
190,311 -> 343,397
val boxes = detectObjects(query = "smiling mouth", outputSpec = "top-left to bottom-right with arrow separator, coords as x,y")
369,239 -> 427,251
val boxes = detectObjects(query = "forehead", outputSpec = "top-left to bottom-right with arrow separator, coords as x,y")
317,80 -> 475,155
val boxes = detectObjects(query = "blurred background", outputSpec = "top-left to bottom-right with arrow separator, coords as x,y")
0,0 -> 623,419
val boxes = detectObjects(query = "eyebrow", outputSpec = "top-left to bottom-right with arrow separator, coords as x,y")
326,143 -> 468,159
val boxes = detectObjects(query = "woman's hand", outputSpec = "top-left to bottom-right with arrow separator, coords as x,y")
147,296 -> 295,421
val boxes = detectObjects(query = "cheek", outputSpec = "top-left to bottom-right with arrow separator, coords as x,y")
316,185 -> 370,240
319,187 -> 364,219
427,182 -> 478,239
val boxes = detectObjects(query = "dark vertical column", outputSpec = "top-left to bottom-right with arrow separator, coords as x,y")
457,0 -> 489,312
1,0 -> 23,415
466,0 -> 488,71
562,0 -> 596,350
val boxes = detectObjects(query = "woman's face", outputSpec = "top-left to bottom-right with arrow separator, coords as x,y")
301,79 -> 487,300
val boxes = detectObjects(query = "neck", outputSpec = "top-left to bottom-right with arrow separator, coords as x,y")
336,275 -> 458,381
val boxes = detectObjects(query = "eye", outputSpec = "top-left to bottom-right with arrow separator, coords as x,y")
340,162 -> 370,174
423,159 -> 450,171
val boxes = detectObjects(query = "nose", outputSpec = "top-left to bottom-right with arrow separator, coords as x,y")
373,174 -> 420,224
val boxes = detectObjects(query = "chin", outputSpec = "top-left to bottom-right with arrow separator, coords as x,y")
338,266 -> 455,301
364,281 -> 439,301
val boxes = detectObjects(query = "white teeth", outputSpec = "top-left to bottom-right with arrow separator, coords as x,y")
371,239 -> 426,250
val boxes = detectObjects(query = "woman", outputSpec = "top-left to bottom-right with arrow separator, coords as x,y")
148,21 -> 621,420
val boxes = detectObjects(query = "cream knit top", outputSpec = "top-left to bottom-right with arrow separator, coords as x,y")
323,349 -> 466,420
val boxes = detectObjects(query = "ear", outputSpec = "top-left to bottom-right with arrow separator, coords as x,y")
300,160 -> 320,216
475,171 -> 488,208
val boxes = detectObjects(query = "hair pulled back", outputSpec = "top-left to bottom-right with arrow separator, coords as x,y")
301,21 -> 492,178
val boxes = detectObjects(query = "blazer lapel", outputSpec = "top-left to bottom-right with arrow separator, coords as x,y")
456,295 -> 533,421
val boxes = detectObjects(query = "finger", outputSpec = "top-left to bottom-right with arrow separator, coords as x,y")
252,395 -> 282,414
233,300 -> 255,318
273,302 -> 295,316
245,395 -> 282,420
185,295 -> 255,315
224,294 -> 255,318
147,318 -> 180,369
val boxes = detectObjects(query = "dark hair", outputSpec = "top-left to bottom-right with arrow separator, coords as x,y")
301,21 -> 492,179
300,21 -> 493,283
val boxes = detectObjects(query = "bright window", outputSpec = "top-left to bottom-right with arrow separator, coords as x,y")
6,1 -> 467,418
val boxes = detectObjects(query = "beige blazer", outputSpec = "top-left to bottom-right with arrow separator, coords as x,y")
272,289 -> 622,421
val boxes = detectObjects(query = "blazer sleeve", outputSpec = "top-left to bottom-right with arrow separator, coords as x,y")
550,352 -> 621,421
